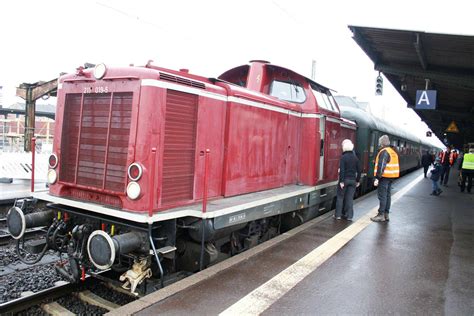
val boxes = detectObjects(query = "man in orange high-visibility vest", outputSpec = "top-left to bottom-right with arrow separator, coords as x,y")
371,135 -> 400,222
439,145 -> 456,187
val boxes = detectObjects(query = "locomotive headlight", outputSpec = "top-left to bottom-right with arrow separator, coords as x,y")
126,181 -> 141,200
127,163 -> 143,181
47,169 -> 58,184
93,63 -> 107,79
48,153 -> 58,168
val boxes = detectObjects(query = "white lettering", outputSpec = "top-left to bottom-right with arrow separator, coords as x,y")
229,213 -> 246,224
417,91 -> 430,105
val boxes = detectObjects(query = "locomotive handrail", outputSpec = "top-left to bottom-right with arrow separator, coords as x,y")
148,148 -> 157,217
200,149 -> 210,271
31,137 -> 36,193
103,76 -> 140,81
202,149 -> 211,214
63,78 -> 96,83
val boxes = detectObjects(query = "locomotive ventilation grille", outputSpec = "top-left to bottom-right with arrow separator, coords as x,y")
161,90 -> 198,204
59,92 -> 133,193
159,72 -> 206,89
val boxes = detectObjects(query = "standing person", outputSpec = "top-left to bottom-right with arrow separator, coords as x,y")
371,135 -> 400,222
334,139 -> 361,221
439,145 -> 455,187
429,157 -> 443,196
459,147 -> 474,193
421,150 -> 434,178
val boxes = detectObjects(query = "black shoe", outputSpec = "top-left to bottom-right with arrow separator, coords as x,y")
437,189 -> 442,195
430,191 -> 436,195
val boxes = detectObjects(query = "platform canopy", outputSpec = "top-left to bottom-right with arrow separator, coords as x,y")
349,25 -> 474,149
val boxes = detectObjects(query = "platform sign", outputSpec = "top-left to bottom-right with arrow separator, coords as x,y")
445,121 -> 459,133
415,90 -> 437,109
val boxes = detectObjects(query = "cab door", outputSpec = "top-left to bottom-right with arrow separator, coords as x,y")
324,117 -> 341,182
318,116 -> 326,181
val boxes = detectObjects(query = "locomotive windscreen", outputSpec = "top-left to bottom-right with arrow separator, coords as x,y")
59,92 -> 133,192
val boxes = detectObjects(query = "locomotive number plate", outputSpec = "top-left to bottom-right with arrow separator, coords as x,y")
83,86 -> 109,94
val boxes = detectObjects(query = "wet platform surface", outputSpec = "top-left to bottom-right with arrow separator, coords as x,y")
111,169 -> 474,315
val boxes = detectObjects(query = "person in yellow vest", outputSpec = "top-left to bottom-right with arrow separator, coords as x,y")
371,135 -> 400,222
458,147 -> 474,193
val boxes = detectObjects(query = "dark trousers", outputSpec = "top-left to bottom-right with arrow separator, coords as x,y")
423,165 -> 430,177
440,165 -> 451,185
460,170 -> 473,193
335,179 -> 357,219
377,178 -> 393,214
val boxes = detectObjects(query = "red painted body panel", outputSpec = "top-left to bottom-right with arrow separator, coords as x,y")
284,115 -> 300,185
48,62 -> 356,215
298,118 -> 319,186
223,101 -> 287,196
192,95 -> 227,201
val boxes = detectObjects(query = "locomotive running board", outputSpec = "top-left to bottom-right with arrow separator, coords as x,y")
32,181 -> 337,225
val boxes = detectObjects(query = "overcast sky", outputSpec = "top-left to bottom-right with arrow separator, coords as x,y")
1,0 -> 472,147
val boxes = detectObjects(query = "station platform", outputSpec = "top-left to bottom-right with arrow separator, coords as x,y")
0,179 -> 47,205
110,168 -> 474,315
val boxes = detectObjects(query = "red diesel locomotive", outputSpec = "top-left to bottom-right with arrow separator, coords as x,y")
7,60 -> 355,293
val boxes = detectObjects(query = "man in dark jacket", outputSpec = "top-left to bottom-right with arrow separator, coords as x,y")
371,135 -> 400,222
334,139 -> 361,221
421,150 -> 433,178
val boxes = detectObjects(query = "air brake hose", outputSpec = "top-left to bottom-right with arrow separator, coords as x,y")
15,221 -> 56,264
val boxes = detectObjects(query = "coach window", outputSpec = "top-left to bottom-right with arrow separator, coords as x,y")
270,80 -> 306,103
392,139 -> 398,149
370,132 -> 376,154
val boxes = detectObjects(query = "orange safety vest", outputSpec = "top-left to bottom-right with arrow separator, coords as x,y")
440,150 -> 456,165
450,151 -> 458,164
374,147 -> 400,178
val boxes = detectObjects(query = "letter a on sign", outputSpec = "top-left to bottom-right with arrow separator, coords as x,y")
445,121 -> 459,133
415,90 -> 437,110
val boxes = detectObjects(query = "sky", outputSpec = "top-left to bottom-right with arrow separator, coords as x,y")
1,0 -> 472,147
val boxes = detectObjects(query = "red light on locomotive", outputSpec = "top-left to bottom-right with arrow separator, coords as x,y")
48,154 -> 58,169
127,163 -> 143,181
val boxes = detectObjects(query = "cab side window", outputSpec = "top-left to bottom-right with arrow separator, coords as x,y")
270,80 -> 306,103
311,87 -> 340,113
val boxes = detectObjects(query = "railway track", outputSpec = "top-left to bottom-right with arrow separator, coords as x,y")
0,217 -> 46,245
0,272 -> 137,315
